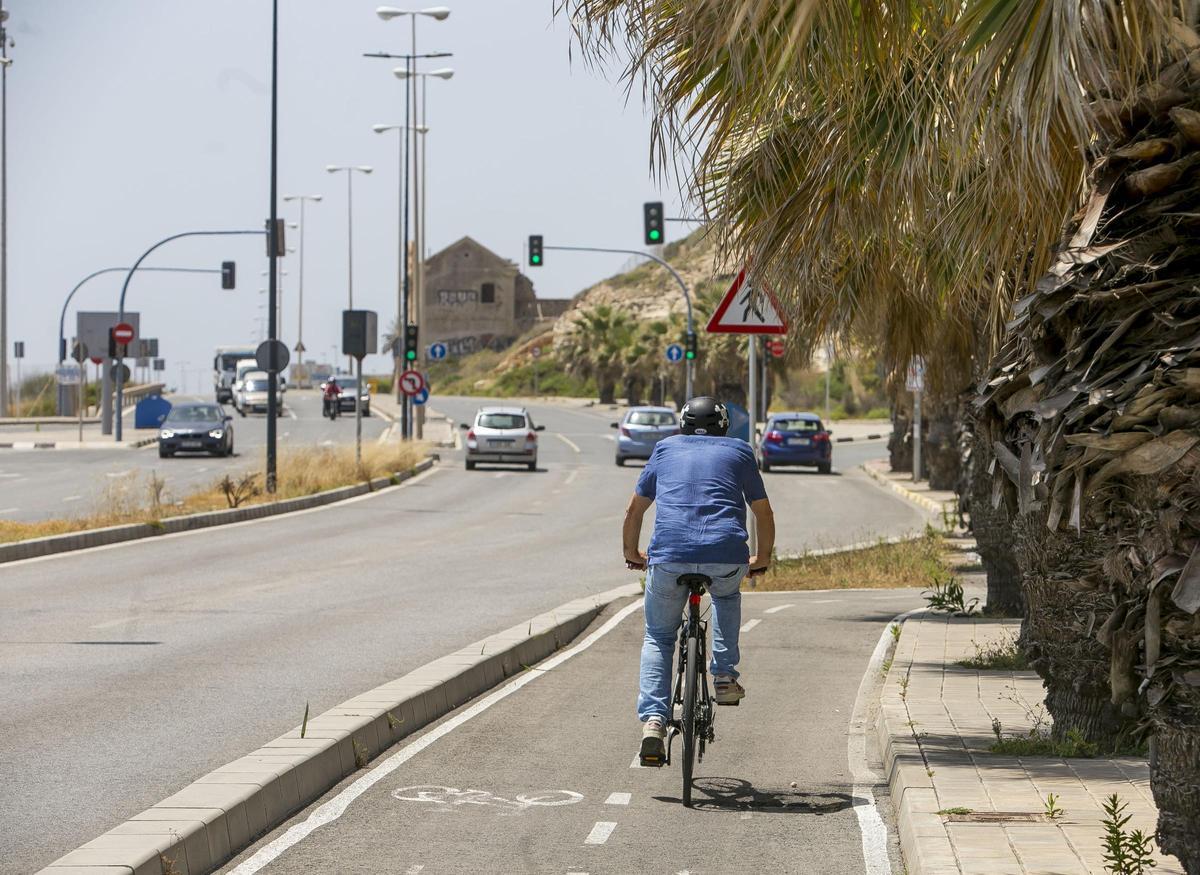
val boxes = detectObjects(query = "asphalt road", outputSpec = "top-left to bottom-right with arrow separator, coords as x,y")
0,397 -> 926,872
0,390 -> 390,523
227,590 -> 918,874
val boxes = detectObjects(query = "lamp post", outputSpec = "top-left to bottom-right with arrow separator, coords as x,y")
393,66 -> 452,440
325,166 -> 372,373
282,194 -> 321,385
375,6 -> 450,438
372,122 -> 428,434
0,5 -> 11,416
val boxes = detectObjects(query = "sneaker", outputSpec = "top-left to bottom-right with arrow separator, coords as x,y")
639,716 -> 666,766
713,675 -> 745,706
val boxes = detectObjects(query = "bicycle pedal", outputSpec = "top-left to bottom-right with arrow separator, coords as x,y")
717,700 -> 740,706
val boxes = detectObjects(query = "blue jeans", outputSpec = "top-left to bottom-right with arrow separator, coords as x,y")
637,562 -> 747,722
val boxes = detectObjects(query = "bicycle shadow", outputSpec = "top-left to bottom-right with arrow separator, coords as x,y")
652,777 -> 855,814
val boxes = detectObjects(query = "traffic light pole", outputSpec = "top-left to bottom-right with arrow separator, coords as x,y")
112,229 -> 266,442
543,244 -> 694,399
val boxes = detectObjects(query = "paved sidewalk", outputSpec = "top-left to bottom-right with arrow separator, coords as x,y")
369,394 -> 455,447
881,613 -> 1181,874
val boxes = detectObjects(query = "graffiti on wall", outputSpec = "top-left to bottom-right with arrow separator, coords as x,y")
437,289 -> 480,306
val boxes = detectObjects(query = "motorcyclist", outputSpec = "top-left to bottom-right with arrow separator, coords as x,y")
323,377 -> 341,419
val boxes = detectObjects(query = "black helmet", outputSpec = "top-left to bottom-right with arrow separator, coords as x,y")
680,396 -> 729,436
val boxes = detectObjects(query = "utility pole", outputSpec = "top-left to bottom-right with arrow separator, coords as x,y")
0,1 -> 9,417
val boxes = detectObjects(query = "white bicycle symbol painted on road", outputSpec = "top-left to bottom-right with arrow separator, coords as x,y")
392,785 -> 583,815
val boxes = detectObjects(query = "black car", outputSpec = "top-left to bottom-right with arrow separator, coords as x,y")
158,403 -> 235,458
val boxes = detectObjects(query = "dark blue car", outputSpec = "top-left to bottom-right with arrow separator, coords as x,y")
758,412 -> 832,473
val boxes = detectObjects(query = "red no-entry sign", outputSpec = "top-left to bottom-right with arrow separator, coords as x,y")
113,322 -> 135,345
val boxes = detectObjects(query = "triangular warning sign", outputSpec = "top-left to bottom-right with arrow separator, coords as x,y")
706,269 -> 788,335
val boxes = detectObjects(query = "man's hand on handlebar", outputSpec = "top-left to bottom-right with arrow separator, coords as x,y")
748,554 -> 769,578
624,549 -> 648,571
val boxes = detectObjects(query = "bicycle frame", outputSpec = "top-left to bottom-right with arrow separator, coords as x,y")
665,586 -> 715,768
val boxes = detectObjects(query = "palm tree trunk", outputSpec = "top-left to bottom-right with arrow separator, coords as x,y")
964,411 -> 1024,616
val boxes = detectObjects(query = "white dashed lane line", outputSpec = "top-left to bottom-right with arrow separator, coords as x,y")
62,495 -> 82,503
556,433 -> 582,453
809,599 -> 843,605
584,822 -> 617,845
604,792 -> 631,806
740,618 -> 761,634
763,603 -> 794,614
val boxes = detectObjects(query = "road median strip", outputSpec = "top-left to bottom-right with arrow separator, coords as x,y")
37,583 -> 641,875
0,456 -> 437,565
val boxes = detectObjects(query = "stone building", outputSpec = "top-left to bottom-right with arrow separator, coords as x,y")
422,236 -> 570,357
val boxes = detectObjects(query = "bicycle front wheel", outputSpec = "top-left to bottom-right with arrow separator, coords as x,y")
681,632 -> 699,807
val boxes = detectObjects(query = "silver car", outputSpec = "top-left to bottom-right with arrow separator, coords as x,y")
461,406 -> 544,471
611,405 -> 680,466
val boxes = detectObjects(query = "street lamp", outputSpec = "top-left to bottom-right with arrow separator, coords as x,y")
391,67 -> 452,441
377,6 -> 450,441
325,167 -> 372,312
0,3 -> 12,416
282,194 -> 321,379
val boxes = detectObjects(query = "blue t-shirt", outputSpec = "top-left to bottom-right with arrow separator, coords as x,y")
635,434 -> 768,565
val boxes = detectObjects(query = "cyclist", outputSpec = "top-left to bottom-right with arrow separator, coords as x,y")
622,396 -> 775,765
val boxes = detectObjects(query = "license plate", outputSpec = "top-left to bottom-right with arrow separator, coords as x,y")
788,438 -> 811,447
181,440 -> 202,449
490,439 -> 514,446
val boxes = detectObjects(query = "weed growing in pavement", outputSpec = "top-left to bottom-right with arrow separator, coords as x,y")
990,726 -> 1099,758
922,577 -> 979,616
937,807 -> 972,816
159,853 -> 182,875
353,738 -> 369,769
387,711 -> 403,731
956,630 -> 1029,671
219,472 -> 262,508
890,623 -> 902,643
899,675 -> 910,701
991,717 -> 1003,744
1044,794 -> 1064,820
300,702 -> 310,739
881,658 -> 893,677
1101,794 -> 1157,874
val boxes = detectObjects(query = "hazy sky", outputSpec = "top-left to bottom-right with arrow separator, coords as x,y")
5,0 -> 691,387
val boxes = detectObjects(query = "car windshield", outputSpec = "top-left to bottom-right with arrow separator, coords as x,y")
478,413 -> 527,430
774,418 -> 822,433
167,406 -> 222,423
245,380 -> 268,392
336,378 -> 359,389
628,411 -> 676,426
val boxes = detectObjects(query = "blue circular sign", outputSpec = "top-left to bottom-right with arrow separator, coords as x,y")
428,342 -> 447,361
666,343 -> 684,363
412,387 -> 430,406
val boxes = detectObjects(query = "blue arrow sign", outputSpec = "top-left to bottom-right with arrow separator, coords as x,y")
666,343 -> 684,363
428,342 -> 447,361
412,387 -> 430,406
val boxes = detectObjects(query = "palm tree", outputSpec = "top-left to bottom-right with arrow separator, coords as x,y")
565,1 -> 1200,867
559,305 -> 635,403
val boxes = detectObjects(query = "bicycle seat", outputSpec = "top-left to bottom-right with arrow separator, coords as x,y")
676,573 -> 711,594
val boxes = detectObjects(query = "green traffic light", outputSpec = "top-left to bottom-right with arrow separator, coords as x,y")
685,351 -> 695,360
406,351 -> 416,361
649,229 -> 661,241
531,255 -> 541,264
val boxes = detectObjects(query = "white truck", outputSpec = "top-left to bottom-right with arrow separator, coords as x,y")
213,346 -> 256,403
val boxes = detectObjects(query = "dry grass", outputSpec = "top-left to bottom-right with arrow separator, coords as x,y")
0,442 -> 427,545
746,531 -> 951,591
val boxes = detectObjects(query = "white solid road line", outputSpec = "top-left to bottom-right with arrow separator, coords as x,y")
739,618 -> 761,633
62,495 -> 82,503
584,822 -> 617,845
811,599 -> 844,604
564,469 -> 579,486
226,599 -> 644,874
556,433 -> 582,453
604,792 -> 631,806
763,603 -> 794,614
849,606 -> 923,875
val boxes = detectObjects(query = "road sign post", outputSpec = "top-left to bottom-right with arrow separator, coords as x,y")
906,356 -> 926,482
343,310 -> 378,464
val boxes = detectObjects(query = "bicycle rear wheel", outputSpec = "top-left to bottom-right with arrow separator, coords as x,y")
681,632 -> 699,807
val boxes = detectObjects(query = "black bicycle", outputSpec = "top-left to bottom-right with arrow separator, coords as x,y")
666,573 -> 718,807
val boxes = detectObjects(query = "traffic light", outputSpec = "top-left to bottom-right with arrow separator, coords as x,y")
221,261 -> 236,289
528,235 -> 543,267
685,330 -> 697,361
643,202 -> 664,245
403,324 -> 419,362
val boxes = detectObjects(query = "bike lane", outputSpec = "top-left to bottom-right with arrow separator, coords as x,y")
223,588 -> 922,874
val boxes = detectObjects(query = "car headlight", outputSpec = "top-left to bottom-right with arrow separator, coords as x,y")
160,429 -> 174,439
208,429 -> 224,439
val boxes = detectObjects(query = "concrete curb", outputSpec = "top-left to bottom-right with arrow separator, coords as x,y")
833,430 -> 891,443
861,462 -> 950,516
0,435 -> 158,450
0,457 -> 436,565
36,582 -> 642,875
876,611 -> 961,874
775,532 -> 925,562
